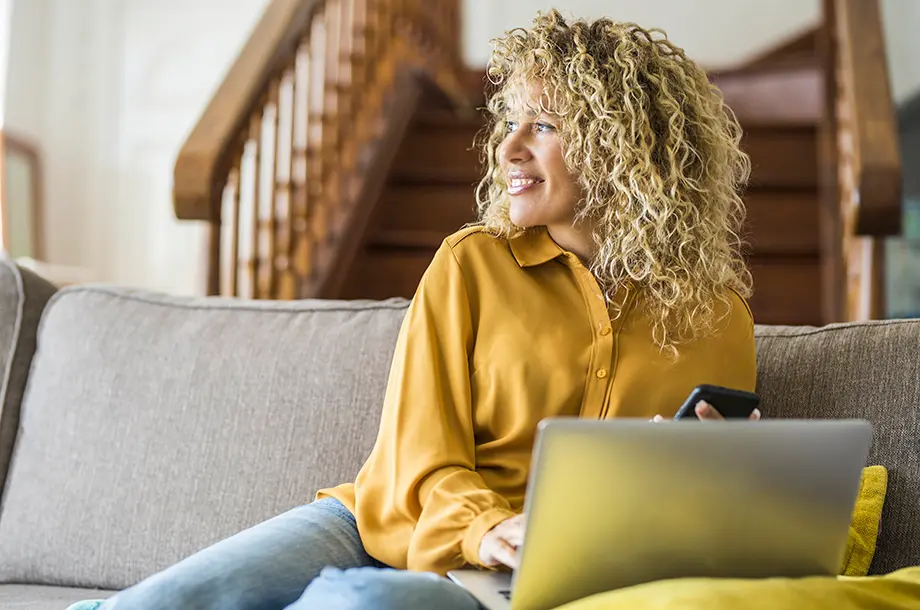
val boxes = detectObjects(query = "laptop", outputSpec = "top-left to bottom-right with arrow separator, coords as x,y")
448,419 -> 872,610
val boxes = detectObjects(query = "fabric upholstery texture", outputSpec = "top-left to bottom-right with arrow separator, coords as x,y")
0,258 -> 56,498
0,585 -> 112,610
754,321 -> 920,575
0,286 -> 409,590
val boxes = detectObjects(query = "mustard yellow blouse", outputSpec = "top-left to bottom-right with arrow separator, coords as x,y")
317,225 -> 756,575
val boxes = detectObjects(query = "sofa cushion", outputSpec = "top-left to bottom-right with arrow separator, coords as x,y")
755,321 -> 920,575
0,585 -> 113,610
0,287 -> 409,590
0,259 -> 56,499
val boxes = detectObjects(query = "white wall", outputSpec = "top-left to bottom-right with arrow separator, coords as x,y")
0,0 -> 11,126
462,0 -> 821,70
4,0 -> 270,293
881,0 -> 920,104
462,0 -> 920,103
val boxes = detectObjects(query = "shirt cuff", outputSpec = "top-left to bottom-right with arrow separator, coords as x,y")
461,507 -> 519,567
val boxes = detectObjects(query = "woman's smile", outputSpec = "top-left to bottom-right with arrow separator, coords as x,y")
507,171 -> 545,195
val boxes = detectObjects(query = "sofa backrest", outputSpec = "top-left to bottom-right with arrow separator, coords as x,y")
754,321 -> 920,575
0,259 -> 56,500
0,286 -> 409,590
0,278 -> 916,590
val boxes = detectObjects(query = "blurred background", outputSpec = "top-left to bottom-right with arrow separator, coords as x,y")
1,0 -> 918,323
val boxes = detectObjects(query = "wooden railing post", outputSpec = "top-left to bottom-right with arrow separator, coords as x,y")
822,0 -> 902,321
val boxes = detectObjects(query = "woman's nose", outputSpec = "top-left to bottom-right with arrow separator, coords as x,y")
500,129 -> 532,166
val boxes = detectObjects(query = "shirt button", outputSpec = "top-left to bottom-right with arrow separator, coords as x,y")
600,326 -> 612,336
596,369 -> 608,379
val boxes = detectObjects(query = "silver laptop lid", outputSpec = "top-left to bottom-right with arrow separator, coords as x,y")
511,419 -> 872,610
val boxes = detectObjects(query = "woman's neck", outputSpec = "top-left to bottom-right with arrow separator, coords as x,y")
547,223 -> 595,266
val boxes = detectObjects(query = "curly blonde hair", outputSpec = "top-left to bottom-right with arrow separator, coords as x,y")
475,9 -> 752,352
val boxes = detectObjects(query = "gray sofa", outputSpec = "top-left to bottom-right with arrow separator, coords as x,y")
0,257 -> 918,609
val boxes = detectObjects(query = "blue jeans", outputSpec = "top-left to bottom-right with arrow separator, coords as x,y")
100,498 -> 482,610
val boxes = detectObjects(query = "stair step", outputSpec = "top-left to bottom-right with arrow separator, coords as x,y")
376,184 -> 479,235
344,246 -> 823,326
392,118 -> 482,181
715,59 -> 822,126
748,257 -> 823,325
743,125 -> 818,188
373,230 -> 450,249
413,110 -> 488,129
371,184 -> 818,256
396,116 -> 816,189
744,190 -> 819,255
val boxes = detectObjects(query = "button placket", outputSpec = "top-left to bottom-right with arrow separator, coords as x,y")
567,260 -> 614,420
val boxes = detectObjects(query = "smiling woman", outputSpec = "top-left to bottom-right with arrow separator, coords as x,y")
476,11 -> 752,351
498,82 -> 586,258
68,9 -> 761,610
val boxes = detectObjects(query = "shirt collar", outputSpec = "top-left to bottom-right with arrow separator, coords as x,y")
509,227 -> 566,268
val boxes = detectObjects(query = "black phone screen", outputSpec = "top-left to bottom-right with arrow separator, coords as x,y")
674,384 -> 760,420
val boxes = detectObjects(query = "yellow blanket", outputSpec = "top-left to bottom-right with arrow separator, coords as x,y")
558,567 -> 920,610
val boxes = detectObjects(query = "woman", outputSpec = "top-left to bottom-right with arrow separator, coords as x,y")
70,10 -> 757,610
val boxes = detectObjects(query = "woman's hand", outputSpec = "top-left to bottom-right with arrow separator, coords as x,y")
651,400 -> 761,422
478,514 -> 526,570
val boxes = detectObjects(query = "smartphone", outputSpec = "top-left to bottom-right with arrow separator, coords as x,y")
674,384 -> 760,420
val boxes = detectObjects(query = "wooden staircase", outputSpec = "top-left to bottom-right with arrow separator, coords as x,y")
343,56 -> 826,325
342,49 -> 822,325
174,0 -> 901,327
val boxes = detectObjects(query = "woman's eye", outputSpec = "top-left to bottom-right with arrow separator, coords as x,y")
505,121 -> 519,134
535,122 -> 556,133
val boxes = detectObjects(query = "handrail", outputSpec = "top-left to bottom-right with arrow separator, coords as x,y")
174,0 -> 465,298
174,0 -> 322,221
835,0 -> 902,237
822,0 -> 902,321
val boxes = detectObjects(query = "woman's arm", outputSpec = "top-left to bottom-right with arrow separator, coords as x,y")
352,241 -> 516,575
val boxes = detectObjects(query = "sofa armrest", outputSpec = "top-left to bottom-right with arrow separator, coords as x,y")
0,257 -> 57,493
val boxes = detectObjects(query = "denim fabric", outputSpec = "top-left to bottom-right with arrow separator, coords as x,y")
92,498 -> 481,610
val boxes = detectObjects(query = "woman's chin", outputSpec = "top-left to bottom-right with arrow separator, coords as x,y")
509,205 -> 541,228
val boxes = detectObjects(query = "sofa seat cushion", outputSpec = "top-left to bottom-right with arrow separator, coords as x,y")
0,585 -> 113,610
0,287 -> 409,590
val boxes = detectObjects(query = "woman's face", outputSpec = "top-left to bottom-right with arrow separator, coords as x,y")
498,81 -> 582,230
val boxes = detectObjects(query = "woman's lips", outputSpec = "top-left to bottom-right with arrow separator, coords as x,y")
507,178 -> 545,196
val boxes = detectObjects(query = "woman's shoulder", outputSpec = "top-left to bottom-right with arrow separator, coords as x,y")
443,224 -> 502,249
441,224 -> 513,263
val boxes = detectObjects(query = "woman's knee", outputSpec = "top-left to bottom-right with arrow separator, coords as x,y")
293,566 -> 482,610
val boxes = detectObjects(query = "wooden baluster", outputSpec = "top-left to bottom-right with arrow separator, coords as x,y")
375,0 -> 394,105
250,111 -> 264,299
275,67 -> 296,299
338,0 -> 357,207
219,165 -> 241,296
291,37 -> 312,297
236,118 -> 259,299
351,0 -> 367,100
306,9 -> 327,289
365,0 -> 382,92
324,0 -> 342,234
349,0 -> 371,158
364,0 -> 384,89
264,77 -> 285,299
270,70 -> 294,299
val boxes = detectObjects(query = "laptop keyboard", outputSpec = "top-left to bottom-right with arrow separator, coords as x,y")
499,589 -> 512,601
